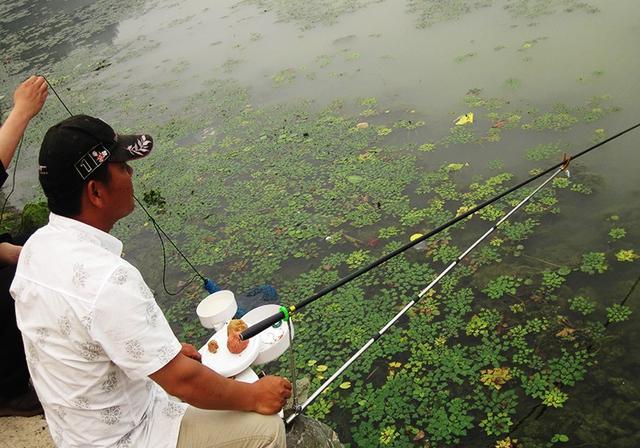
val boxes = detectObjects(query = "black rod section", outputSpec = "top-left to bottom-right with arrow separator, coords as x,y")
240,122 -> 640,340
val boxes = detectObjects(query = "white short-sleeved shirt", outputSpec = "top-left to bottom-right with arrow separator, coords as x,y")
10,213 -> 188,448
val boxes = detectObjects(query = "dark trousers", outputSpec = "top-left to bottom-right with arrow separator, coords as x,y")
0,262 -> 29,399
0,229 -> 30,400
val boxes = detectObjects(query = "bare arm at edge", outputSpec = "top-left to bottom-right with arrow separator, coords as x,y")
0,76 -> 48,169
149,352 -> 292,415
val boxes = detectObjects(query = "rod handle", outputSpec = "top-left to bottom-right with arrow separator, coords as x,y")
240,311 -> 284,340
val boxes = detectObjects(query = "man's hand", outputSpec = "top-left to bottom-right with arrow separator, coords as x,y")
180,342 -> 201,362
0,75 -> 49,170
13,76 -> 48,120
250,376 -> 292,415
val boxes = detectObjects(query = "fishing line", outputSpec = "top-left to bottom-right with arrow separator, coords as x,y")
617,270 -> 640,308
242,120 -> 640,340
134,195 -> 202,295
39,75 -> 217,294
285,166 -> 565,424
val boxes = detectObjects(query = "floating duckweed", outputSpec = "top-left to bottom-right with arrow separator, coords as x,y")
608,227 -> 626,240
580,252 -> 608,274
419,142 -> 436,152
272,68 -> 296,85
615,249 -> 638,262
542,387 -> 568,408
606,304 -> 632,323
569,295 -> 596,315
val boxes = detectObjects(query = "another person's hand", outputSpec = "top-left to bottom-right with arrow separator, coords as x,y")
180,342 -> 201,362
250,375 -> 292,415
13,76 -> 48,120
0,242 -> 22,266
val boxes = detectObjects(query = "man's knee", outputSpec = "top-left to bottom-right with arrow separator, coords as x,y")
259,413 -> 286,448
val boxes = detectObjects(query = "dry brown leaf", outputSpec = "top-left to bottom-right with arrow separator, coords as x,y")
556,327 -> 576,338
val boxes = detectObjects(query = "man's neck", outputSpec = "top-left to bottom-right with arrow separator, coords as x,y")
71,213 -> 114,233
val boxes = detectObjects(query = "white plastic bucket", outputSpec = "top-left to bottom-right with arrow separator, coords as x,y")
196,290 -> 237,330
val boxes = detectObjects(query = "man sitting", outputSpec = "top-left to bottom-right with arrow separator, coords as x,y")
0,75 -> 48,417
10,115 -> 291,447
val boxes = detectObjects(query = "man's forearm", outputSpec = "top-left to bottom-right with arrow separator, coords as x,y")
150,353 -> 257,412
0,108 -> 31,168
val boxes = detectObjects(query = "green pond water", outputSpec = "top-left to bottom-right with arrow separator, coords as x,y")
1,0 -> 639,446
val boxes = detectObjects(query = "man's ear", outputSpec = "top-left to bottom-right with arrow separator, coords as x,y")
85,179 -> 106,208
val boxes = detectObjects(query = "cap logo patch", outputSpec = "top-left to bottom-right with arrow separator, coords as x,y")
75,147 -> 111,180
126,135 -> 151,156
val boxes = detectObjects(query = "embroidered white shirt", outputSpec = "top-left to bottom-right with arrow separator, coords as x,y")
11,213 -> 188,448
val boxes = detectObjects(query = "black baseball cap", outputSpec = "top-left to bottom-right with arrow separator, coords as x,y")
39,114 -> 153,192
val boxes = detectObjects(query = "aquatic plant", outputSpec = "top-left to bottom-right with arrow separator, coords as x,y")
526,112 -> 578,131
346,249 -> 370,269
360,108 -> 377,117
379,426 -> 398,445
466,309 -> 501,337
343,51 -> 361,61
424,397 -> 474,444
419,142 -> 437,152
480,411 -> 512,436
272,68 -> 296,85
142,189 -> 167,209
445,125 -> 476,145
394,119 -> 426,130
580,252 -> 608,274
542,387 -> 568,408
504,78 -> 521,89
615,249 -> 638,262
480,367 -> 512,390
510,303 -> 525,313
608,227 -> 626,240
551,433 -> 570,443
500,219 -> 538,241
568,295 -> 596,316
525,142 -> 562,161
433,243 -> 461,264
548,349 -> 590,386
243,0 -> 380,29
541,270 -> 565,290
483,275 -> 522,299
570,183 -> 592,195
552,177 -> 570,189
378,226 -> 400,239
488,159 -> 505,170
495,437 -> 518,448
606,304 -> 632,323
592,128 -> 606,142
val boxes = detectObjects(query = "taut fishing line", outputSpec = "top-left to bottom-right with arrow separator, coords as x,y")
38,75 -> 217,296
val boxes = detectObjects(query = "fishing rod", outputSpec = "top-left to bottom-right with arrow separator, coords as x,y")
285,165 -> 566,423
241,121 -> 640,341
